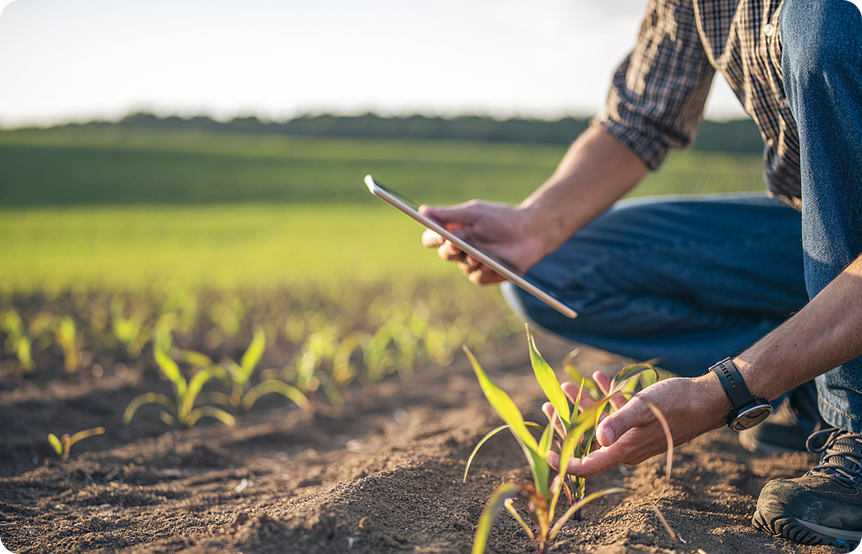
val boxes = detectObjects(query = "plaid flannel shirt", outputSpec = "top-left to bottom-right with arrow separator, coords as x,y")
594,0 -> 802,203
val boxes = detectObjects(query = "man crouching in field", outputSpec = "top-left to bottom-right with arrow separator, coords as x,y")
421,0 -> 862,548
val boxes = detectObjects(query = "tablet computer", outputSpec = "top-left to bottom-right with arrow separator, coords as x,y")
364,174 -> 577,319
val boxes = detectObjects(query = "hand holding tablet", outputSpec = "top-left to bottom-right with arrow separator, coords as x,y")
364,174 -> 577,319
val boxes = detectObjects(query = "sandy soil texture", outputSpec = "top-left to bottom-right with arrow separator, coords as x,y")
0,332 -> 844,554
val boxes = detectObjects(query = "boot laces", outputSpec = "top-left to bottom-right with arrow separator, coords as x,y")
806,429 -> 862,486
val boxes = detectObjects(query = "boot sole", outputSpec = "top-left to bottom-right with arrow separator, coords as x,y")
753,499 -> 861,549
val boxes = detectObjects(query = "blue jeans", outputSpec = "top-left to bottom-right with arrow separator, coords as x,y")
505,0 -> 862,433
504,193 -> 808,372
783,0 -> 862,433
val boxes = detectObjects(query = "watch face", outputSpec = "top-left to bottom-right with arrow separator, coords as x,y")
730,404 -> 772,431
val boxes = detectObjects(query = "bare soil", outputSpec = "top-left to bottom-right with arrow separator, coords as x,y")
0,332 -> 844,554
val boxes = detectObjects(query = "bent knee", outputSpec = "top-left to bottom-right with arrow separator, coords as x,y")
781,0 -> 862,78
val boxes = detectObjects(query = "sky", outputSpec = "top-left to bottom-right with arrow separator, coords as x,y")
0,0 -> 748,129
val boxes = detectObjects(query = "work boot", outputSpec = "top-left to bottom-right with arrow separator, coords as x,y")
740,380 -> 829,454
752,429 -> 862,549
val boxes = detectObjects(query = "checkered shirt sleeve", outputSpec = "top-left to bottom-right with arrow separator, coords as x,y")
594,0 -> 715,170
592,0 -> 802,202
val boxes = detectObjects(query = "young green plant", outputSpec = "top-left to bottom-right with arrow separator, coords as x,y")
290,325 -> 367,407
111,297 -> 150,359
48,427 -> 105,461
221,327 -> 309,412
1,310 -> 34,372
124,343 -> 236,428
463,327 -> 673,554
55,316 -> 82,373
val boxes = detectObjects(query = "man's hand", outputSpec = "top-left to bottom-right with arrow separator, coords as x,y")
419,201 -> 546,285
544,371 -> 730,478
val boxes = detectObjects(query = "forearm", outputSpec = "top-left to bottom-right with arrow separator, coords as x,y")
518,125 -> 649,257
735,254 -> 862,401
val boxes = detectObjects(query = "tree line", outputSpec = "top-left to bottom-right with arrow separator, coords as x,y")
69,111 -> 764,154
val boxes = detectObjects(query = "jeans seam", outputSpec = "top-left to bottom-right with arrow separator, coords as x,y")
819,394 -> 862,422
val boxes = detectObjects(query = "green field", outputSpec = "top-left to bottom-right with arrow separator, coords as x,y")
0,204 -> 454,293
0,127 -> 569,206
0,127 -> 766,293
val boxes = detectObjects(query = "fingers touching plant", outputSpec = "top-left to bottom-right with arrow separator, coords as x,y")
463,326 -> 673,554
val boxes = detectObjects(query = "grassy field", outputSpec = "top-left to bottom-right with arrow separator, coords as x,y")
0,204 -> 456,294
0,127 -> 766,293
0,127 -> 567,206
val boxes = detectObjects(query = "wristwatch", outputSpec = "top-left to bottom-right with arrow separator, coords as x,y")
709,357 -> 772,431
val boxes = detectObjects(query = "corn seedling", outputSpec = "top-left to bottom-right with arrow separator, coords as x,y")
288,326 -> 365,407
362,324 -> 397,382
48,427 -> 105,461
423,315 -> 471,366
55,316 -> 82,373
20,312 -> 83,373
221,327 -> 309,412
124,343 -> 235,428
157,287 -> 199,334
362,309 -> 429,381
28,312 -> 58,351
326,330 -> 366,405
1,310 -> 34,372
154,313 -> 191,358
392,309 -> 431,377
111,298 -> 150,359
207,295 -> 246,343
463,327 -> 673,554
295,326 -> 339,394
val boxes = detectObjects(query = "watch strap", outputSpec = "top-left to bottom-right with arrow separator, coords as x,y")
710,357 -> 757,409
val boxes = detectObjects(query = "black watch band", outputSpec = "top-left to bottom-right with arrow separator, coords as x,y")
709,357 -> 772,431
710,357 -> 756,408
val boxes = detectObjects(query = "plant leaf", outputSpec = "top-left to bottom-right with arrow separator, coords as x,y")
179,349 -> 213,368
549,487 -> 631,540
186,406 -> 236,427
197,390 -> 232,407
471,482 -> 520,554
154,344 -> 186,399
183,367 -> 220,418
608,363 -> 659,397
68,427 -> 105,447
321,380 -> 345,408
123,392 -> 176,425
333,330 -> 366,385
527,326 -> 570,424
464,422 -> 546,483
159,411 -> 177,426
504,498 -> 535,541
642,399 -> 674,486
242,379 -> 310,411
538,413 -> 556,460
463,346 -> 537,451
48,433 -> 64,457
464,425 -> 510,483
550,402 -> 602,517
653,503 -> 678,541
240,327 -> 266,377
464,346 -> 549,496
